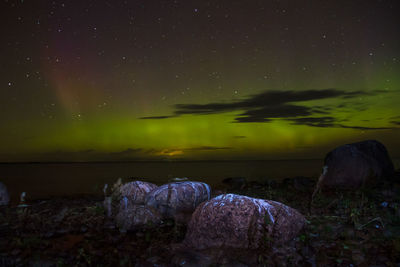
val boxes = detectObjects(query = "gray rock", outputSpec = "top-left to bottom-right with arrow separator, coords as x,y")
183,194 -> 306,250
314,140 -> 395,193
0,182 -> 10,206
145,181 -> 211,224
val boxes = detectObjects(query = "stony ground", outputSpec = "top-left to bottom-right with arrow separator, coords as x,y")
0,175 -> 400,266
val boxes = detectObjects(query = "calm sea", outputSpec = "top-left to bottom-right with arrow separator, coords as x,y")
1,159 -> 399,201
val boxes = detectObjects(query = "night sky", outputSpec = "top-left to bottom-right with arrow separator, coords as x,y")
1,0 -> 399,162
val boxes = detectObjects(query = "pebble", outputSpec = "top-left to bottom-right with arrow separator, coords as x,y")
136,232 -> 144,237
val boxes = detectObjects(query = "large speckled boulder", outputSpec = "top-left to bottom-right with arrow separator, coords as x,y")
113,181 -> 158,206
0,182 -> 10,206
183,194 -> 306,250
145,181 -> 211,224
314,140 -> 395,194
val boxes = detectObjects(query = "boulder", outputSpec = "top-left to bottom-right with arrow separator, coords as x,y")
183,194 -> 306,250
108,181 -> 159,229
113,181 -> 158,205
0,182 -> 10,206
314,140 -> 395,194
145,181 -> 211,224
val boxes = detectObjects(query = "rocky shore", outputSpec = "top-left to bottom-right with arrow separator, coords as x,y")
1,173 -> 399,266
1,140 -> 400,266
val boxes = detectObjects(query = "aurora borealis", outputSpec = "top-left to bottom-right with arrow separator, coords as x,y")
1,0 -> 399,162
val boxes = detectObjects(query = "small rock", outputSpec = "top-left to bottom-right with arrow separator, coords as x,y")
44,231 -> 55,238
136,232 -> 144,238
103,220 -> 116,230
54,207 -> 69,222
293,176 -> 315,192
11,249 -> 21,256
56,227 -> 70,235
343,227 -> 355,239
265,179 -> 278,188
80,225 -> 88,233
147,256 -> 161,264
0,182 -> 10,206
104,196 -> 113,217
246,181 -> 264,189
222,177 -> 247,190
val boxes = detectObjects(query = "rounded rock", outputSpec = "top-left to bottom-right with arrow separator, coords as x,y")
145,181 -> 211,223
183,194 -> 306,250
113,181 -> 158,205
315,140 -> 395,192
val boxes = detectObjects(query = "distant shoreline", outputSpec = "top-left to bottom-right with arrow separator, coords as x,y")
0,159 -> 326,164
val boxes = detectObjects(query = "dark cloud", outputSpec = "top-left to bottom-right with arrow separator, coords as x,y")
139,89 -> 394,130
141,88 -> 363,121
233,136 -> 247,139
234,104 -> 312,123
390,121 -> 400,125
110,148 -> 143,156
173,89 -> 365,116
337,125 -> 394,130
288,117 -> 336,128
139,115 -> 176,120
289,117 -> 394,130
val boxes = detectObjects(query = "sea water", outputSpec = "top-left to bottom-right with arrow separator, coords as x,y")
0,158 -> 398,201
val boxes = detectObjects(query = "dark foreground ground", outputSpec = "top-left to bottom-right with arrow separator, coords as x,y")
1,175 -> 400,266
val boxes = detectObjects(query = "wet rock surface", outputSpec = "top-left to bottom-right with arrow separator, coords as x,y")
145,181 -> 211,224
315,140 -> 395,192
183,194 -> 306,250
0,182 -> 10,206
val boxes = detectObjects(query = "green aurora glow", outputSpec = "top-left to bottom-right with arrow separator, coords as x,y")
1,1 -> 399,161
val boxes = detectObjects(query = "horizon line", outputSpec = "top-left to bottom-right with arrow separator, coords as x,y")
0,158 -> 327,164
